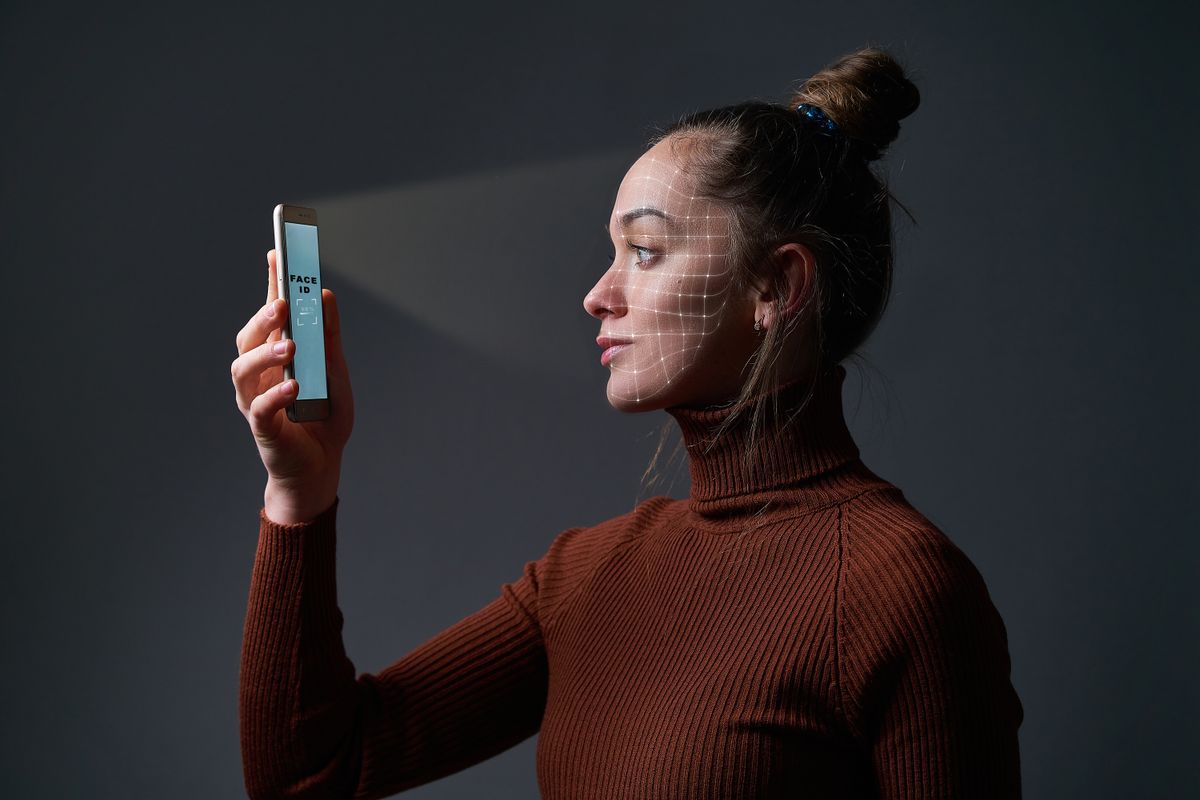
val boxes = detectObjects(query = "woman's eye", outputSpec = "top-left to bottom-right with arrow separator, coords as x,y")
628,244 -> 656,266
606,244 -> 658,267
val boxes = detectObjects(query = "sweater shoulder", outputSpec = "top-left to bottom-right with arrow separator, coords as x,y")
834,488 -> 1023,748
550,493 -> 676,562
837,492 -> 1007,664
511,494 -> 678,632
839,487 -> 987,608
835,487 -> 1007,670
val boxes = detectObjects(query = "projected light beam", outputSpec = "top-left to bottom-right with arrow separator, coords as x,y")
301,149 -> 640,383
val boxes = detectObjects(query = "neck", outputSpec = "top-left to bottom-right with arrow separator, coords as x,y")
664,364 -> 864,523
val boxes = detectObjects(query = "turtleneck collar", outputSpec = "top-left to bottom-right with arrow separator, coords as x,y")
664,363 -> 865,523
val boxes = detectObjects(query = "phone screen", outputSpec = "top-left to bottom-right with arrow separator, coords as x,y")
282,221 -> 328,401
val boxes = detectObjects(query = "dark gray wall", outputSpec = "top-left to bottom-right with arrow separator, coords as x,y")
2,1 -> 1196,797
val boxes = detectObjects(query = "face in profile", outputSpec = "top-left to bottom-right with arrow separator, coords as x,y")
584,137 -> 758,412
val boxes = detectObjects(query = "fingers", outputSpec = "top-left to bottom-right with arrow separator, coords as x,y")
318,289 -> 354,419
247,375 -> 297,443
235,295 -> 288,355
230,249 -> 293,444
321,289 -> 350,385
322,287 -> 340,337
267,249 -> 279,305
231,337 -> 294,414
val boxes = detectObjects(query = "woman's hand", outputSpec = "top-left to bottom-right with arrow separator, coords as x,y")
231,249 -> 355,524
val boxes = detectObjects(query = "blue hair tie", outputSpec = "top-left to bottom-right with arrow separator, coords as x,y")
794,102 -> 841,135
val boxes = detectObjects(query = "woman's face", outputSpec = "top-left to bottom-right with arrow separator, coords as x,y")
584,138 -> 760,412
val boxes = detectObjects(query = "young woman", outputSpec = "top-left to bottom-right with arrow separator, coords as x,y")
233,47 -> 1024,799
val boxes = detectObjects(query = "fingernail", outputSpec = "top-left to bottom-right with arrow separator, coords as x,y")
280,379 -> 295,394
273,341 -> 288,355
265,300 -> 276,318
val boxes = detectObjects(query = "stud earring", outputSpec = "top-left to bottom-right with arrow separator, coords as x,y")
753,317 -> 764,332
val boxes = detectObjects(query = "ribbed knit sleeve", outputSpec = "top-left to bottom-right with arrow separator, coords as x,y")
836,501 -> 1024,798
239,497 -> 554,799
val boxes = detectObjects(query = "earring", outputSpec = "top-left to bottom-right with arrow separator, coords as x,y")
753,317 -> 764,332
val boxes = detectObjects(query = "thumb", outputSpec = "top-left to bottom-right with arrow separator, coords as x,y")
321,288 -> 349,382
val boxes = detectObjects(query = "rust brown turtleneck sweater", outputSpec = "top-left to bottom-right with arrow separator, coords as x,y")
239,364 -> 1024,799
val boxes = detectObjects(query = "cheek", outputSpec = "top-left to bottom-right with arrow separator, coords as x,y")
673,260 -> 734,337
625,262 -> 733,372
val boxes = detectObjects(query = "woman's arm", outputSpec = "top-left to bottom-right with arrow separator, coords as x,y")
239,497 -> 550,800
837,506 -> 1024,799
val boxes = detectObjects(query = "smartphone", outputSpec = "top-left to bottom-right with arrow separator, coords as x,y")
272,204 -> 331,422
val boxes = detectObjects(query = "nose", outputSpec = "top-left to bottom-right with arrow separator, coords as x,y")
583,267 -> 626,322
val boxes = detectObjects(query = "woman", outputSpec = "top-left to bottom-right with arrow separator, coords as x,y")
233,47 -> 1024,799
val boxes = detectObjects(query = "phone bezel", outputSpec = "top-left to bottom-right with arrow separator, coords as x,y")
272,203 -> 332,423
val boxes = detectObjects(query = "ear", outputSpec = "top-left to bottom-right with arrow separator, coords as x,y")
753,242 -> 816,331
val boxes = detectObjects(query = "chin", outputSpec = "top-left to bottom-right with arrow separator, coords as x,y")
605,375 -> 674,413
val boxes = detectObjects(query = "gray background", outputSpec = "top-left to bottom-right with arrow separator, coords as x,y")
2,0 -> 1197,797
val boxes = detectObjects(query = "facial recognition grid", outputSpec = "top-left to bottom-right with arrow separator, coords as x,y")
592,146 -> 735,404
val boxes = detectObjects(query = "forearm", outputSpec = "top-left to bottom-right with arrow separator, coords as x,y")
239,497 -> 363,799
239,498 -> 552,800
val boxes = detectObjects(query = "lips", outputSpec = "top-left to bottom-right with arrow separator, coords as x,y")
597,336 -> 633,367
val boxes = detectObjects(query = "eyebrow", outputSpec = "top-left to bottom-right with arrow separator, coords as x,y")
605,207 -> 676,235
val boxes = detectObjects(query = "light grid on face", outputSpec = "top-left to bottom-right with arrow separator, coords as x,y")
597,149 -> 735,404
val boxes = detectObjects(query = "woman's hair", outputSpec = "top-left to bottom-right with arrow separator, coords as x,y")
639,45 -> 921,496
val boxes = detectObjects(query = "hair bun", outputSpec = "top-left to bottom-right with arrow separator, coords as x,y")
788,46 -> 920,162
